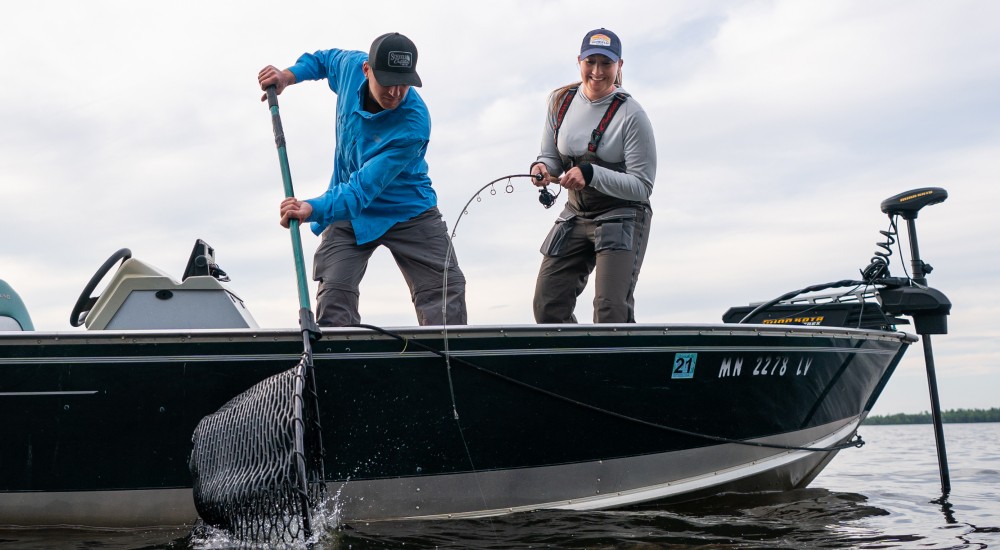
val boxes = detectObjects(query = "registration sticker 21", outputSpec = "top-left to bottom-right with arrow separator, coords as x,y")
672,353 -> 697,379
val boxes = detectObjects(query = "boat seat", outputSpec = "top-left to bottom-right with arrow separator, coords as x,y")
0,279 -> 34,331
84,257 -> 258,331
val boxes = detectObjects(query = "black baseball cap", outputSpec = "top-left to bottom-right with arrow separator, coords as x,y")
580,28 -> 622,62
368,32 -> 422,87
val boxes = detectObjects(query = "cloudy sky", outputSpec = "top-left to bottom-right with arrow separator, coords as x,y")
2,0 -> 998,415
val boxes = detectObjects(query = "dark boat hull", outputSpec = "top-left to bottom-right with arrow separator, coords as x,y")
0,323 -> 912,526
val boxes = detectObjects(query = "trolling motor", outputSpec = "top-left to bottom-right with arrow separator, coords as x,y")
727,187 -> 954,497
866,187 -> 953,497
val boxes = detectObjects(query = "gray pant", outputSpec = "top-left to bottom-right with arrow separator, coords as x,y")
533,205 -> 651,323
312,207 -> 467,327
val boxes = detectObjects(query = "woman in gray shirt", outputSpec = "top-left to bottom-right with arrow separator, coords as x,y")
530,28 -> 657,323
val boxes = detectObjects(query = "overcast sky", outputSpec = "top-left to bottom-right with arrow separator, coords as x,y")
2,0 -> 998,415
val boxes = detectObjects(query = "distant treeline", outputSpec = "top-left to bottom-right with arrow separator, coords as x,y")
864,407 -> 1000,425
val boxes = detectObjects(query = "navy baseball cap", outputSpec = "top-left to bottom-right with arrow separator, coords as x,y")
580,28 -> 622,62
368,32 -> 422,87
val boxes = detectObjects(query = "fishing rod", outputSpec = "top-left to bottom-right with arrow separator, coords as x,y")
450,172 -> 554,240
438,172 -> 550,421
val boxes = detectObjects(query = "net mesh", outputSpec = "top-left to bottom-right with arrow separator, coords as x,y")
190,357 -> 326,544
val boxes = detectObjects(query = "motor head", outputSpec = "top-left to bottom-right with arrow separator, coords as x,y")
881,187 -> 948,219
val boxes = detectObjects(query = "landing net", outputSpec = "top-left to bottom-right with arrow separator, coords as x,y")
189,357 -> 326,544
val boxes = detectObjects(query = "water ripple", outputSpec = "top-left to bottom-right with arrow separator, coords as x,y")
2,424 -> 998,549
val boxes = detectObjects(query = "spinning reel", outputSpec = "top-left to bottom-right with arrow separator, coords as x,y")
534,173 -> 561,209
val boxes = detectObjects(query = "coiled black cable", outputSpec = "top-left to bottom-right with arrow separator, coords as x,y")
861,219 -> 899,282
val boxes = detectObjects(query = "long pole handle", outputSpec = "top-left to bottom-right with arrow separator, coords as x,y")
266,86 -> 320,337
265,85 -> 324,538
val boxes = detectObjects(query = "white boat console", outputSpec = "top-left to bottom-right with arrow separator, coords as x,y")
77,240 -> 258,330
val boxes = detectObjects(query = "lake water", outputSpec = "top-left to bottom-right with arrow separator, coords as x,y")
2,423 -> 997,549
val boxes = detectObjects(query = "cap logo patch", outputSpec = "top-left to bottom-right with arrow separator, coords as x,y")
387,51 -> 412,68
589,34 -> 612,47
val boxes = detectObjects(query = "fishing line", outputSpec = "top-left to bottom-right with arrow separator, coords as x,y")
348,323 -> 866,453
424,173 -> 863,465
438,172 -> 553,421
424,172 -> 556,517
424,173 -> 929,464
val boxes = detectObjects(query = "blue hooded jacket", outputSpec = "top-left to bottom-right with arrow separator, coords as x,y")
288,49 -> 437,244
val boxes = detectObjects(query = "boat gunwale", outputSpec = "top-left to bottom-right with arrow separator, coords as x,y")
0,322 -> 918,346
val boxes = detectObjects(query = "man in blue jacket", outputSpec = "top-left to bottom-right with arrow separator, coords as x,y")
259,32 -> 467,327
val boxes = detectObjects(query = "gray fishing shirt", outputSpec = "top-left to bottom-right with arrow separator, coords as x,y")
535,86 -> 657,203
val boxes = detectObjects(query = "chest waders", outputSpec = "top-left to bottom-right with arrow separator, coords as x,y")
534,87 -> 652,324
